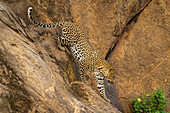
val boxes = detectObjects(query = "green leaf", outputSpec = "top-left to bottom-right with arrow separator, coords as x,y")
132,86 -> 169,112
139,109 -> 143,112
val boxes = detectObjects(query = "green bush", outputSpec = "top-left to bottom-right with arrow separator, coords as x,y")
133,87 -> 169,113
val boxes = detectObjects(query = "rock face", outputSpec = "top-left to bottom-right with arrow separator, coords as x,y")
0,2 -> 121,113
0,0 -> 169,113
70,0 -> 151,56
108,0 -> 170,112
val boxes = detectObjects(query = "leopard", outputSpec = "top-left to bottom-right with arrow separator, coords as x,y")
28,7 -> 116,102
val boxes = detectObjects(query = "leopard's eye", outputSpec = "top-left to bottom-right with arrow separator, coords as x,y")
98,66 -> 104,70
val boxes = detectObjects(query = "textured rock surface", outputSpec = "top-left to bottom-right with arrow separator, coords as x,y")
0,0 -> 169,113
108,0 -> 170,112
3,0 -> 151,56
0,1 -> 121,113
70,0 -> 151,56
0,86 -> 11,113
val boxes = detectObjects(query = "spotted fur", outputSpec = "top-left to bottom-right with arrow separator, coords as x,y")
28,7 -> 116,102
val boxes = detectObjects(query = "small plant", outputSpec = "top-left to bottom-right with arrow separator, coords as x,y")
133,87 -> 169,113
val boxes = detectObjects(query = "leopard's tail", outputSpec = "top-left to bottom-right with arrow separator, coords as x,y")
28,7 -> 63,27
